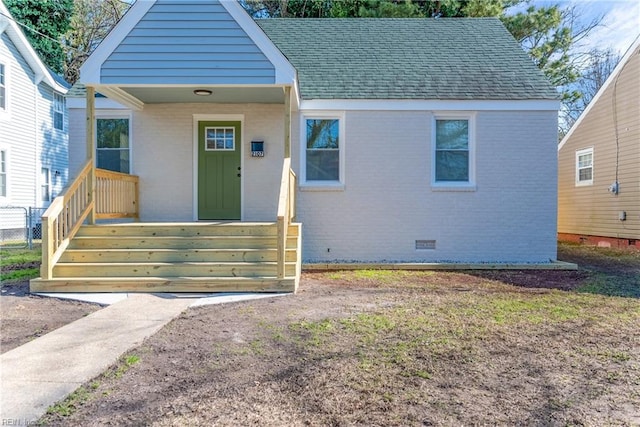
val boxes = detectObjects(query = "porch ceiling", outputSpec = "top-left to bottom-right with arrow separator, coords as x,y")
119,86 -> 286,104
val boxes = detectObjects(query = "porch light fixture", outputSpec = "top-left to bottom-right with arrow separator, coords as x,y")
193,89 -> 213,96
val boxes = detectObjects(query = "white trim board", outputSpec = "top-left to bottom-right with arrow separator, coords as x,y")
79,0 -> 155,84
67,97 -> 128,110
220,0 -> 296,85
79,0 -> 296,86
96,86 -> 144,111
192,114 -> 245,221
300,99 -> 561,111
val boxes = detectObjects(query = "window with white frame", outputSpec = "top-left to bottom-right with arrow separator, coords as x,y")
0,150 -> 7,197
432,115 -> 474,186
0,63 -> 6,111
41,167 -> 50,202
576,148 -> 593,185
303,115 -> 343,185
433,115 -> 474,185
53,92 -> 64,130
205,127 -> 235,151
96,117 -> 130,173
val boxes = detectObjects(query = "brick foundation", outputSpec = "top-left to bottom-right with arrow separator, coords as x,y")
558,233 -> 640,251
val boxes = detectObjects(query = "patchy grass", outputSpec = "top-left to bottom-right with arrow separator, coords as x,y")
558,242 -> 640,298
0,248 -> 41,266
43,354 -> 141,419
1,268 -> 40,282
576,272 -> 640,298
38,244 -> 640,426
1,248 -> 41,283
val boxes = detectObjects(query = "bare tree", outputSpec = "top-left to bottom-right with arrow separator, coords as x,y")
559,48 -> 621,138
64,0 -> 130,84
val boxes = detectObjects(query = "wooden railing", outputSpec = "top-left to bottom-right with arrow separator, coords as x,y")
41,162 -> 140,279
96,168 -> 139,219
41,160 -> 94,279
276,157 -> 296,278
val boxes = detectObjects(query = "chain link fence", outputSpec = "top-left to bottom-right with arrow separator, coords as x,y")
0,206 -> 47,249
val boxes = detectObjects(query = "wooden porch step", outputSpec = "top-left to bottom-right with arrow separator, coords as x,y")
53,262 -> 298,278
77,223 -> 300,237
33,222 -> 302,293
60,248 -> 298,263
69,235 -> 299,250
30,276 -> 297,293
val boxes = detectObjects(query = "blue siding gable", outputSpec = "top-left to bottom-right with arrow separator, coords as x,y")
101,0 -> 276,85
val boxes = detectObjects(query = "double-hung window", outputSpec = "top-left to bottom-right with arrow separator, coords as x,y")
96,116 -> 131,173
53,93 -> 64,130
575,148 -> 593,186
0,63 -> 6,111
302,113 -> 344,187
432,114 -> 475,189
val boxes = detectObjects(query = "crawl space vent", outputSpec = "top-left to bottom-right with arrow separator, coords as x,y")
416,240 -> 436,250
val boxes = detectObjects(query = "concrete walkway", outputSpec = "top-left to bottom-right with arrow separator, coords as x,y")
0,291 -> 288,422
0,294 -> 194,423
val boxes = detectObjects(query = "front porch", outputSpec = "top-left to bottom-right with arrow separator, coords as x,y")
31,131 -> 300,293
29,0 -> 306,293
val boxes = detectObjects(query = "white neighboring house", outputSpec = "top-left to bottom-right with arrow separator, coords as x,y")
0,0 -> 70,238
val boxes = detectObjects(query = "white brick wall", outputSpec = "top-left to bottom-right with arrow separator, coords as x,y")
293,110 -> 558,263
69,103 -> 557,263
69,103 -> 285,222
68,108 -> 86,178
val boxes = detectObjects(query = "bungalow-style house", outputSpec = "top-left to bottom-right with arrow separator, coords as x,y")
0,0 -> 69,240
558,36 -> 640,250
31,0 -> 560,293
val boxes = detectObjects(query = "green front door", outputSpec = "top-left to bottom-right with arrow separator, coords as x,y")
198,121 -> 241,220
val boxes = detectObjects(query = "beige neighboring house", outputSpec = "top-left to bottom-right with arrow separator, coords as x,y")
558,36 -> 640,250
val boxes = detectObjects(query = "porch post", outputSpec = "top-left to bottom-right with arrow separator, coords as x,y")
284,86 -> 291,159
86,86 -> 96,224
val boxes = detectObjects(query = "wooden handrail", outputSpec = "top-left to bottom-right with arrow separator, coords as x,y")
276,158 -> 295,279
40,163 -> 140,280
96,168 -> 139,219
41,160 -> 94,279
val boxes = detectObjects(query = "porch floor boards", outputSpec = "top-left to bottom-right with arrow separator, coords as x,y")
31,222 -> 301,293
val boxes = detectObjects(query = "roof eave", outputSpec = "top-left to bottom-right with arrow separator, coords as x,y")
558,34 -> 640,151
0,1 -> 68,93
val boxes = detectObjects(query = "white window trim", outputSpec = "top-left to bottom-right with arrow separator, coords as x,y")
575,147 -> 593,186
95,111 -> 133,174
431,112 -> 476,191
300,111 -> 346,190
0,146 -> 8,201
0,60 -> 9,120
204,127 -> 236,151
53,92 -> 65,131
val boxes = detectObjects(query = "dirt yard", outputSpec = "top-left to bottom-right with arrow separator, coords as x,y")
25,243 -> 638,426
0,282 -> 101,353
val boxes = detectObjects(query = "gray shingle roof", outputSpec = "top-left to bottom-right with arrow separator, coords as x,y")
66,82 -> 106,98
257,18 -> 559,100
